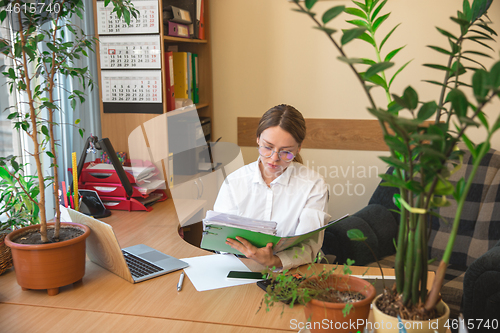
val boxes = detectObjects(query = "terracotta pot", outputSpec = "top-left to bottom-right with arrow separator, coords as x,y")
303,274 -> 377,333
5,222 -> 90,296
371,294 -> 450,333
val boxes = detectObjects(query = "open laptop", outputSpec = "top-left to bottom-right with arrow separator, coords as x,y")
67,208 -> 188,283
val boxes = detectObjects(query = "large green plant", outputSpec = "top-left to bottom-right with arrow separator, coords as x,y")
292,0 -> 499,315
0,0 -> 137,242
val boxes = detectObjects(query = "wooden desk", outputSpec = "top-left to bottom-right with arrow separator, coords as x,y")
0,200 -> 429,332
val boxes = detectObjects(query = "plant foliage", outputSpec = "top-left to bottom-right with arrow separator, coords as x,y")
291,0 -> 499,315
0,0 -> 137,242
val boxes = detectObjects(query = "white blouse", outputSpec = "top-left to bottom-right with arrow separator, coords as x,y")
213,158 -> 331,270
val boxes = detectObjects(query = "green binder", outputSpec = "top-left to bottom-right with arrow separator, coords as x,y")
200,214 -> 349,256
192,53 -> 199,104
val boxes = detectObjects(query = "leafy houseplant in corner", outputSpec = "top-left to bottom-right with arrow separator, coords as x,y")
291,0 -> 500,331
261,258 -> 376,333
0,0 -> 136,295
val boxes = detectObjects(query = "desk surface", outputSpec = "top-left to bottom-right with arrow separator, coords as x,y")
0,199 -> 425,332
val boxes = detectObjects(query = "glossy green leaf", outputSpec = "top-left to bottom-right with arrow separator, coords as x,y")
428,45 -> 453,56
447,89 -> 468,117
387,100 -> 403,115
476,23 -> 497,36
467,37 -> 495,52
371,0 -> 388,21
322,5 -> 345,24
344,7 -> 367,20
384,135 -> 407,153
463,0 -> 472,20
347,19 -> 369,28
389,60 -> 412,88
361,58 -> 377,65
423,80 -> 446,88
469,29 -> 496,40
423,64 -> 452,72
364,73 -> 388,90
357,32 -> 376,47
489,61 -> 500,88
41,125 -> 49,137
373,13 -> 390,32
476,111 -> 489,129
417,101 -> 438,120
365,61 -> 393,79
313,26 -> 337,35
402,86 -> 418,110
341,27 -> 367,45
461,56 -> 486,70
380,23 -> 401,51
379,173 -> 407,187
384,46 -> 404,62
351,1 -> 368,12
450,16 -> 470,28
305,0 -> 318,10
472,69 -> 489,102
379,155 -> 409,171
337,56 -> 364,64
46,151 -> 55,158
458,116 -> 480,127
436,27 -> 458,40
0,9 -> 6,23
471,0 -> 492,22
347,229 -> 367,241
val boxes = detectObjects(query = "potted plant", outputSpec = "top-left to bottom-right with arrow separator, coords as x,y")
0,0 -> 136,295
0,155 -> 39,275
290,0 -> 499,330
260,257 -> 376,333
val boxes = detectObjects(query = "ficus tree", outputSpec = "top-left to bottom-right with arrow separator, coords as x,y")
0,0 -> 137,242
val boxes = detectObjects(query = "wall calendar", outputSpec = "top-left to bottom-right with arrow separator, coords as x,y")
96,0 -> 159,35
101,70 -> 163,104
99,35 -> 161,69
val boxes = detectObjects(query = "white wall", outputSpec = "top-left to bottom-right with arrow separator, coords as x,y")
210,0 -> 500,217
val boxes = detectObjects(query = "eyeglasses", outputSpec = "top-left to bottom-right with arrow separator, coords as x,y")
258,146 -> 295,162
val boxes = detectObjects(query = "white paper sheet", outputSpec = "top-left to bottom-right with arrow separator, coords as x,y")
180,254 -> 261,291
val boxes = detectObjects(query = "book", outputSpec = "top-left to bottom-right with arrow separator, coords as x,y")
201,211 -> 349,256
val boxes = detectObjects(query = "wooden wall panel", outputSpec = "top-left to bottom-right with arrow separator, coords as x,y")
237,118 -> 389,151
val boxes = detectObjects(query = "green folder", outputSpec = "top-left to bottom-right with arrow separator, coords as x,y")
200,214 -> 349,256
192,53 -> 199,104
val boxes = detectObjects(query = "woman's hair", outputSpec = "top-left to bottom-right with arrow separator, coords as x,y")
256,104 -> 306,164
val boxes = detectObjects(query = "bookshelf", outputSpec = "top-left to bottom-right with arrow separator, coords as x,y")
94,0 -> 214,155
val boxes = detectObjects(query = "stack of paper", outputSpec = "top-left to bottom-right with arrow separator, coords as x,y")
203,210 -> 277,235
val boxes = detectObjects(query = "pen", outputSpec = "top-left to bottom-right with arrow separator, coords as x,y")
177,271 -> 185,291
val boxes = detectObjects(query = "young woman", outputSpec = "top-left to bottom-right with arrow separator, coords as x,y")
213,104 -> 330,270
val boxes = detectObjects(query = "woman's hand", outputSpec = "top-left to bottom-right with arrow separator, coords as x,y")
226,236 -> 283,268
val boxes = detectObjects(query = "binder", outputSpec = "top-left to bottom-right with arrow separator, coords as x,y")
164,5 -> 192,25
164,51 -> 175,111
199,0 -> 205,40
166,0 -> 197,38
172,52 -> 188,99
168,22 -> 189,38
200,212 -> 349,256
192,53 -> 199,103
187,52 -> 192,101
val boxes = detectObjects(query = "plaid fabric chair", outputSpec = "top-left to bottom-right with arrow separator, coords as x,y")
322,147 -> 500,323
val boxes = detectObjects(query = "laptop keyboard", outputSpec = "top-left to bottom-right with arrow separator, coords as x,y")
122,250 -> 163,278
